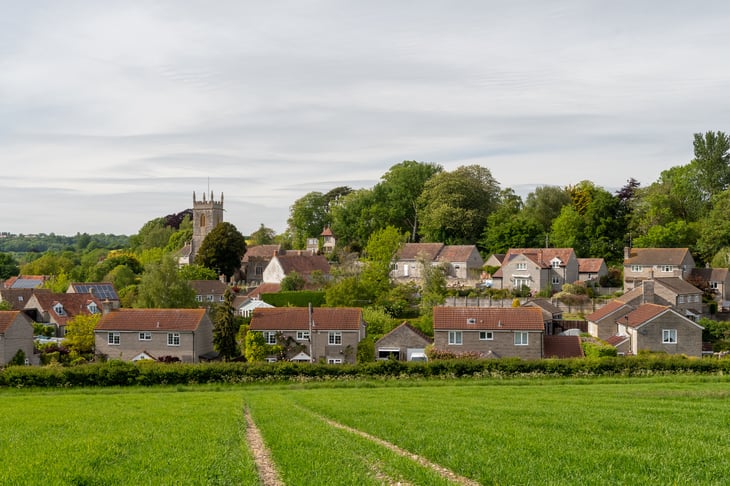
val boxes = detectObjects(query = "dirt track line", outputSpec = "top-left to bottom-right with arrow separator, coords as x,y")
245,407 -> 284,486
311,411 -> 480,486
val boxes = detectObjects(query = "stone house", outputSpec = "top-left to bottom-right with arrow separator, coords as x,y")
492,248 -> 579,293
586,299 -> 634,341
623,247 -> 695,291
24,292 -> 103,337
262,251 -> 330,286
390,243 -> 484,282
94,308 -> 215,363
188,279 -> 228,306
249,307 -> 365,364
616,304 -> 704,357
0,288 -> 38,311
241,245 -> 281,285
619,278 -> 703,320
432,306 -> 544,359
374,322 -> 432,361
689,267 -> 730,307
577,258 -> 608,284
0,311 -> 36,365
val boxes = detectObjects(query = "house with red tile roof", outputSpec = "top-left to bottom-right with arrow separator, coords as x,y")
619,278 -> 704,319
262,251 -> 330,287
67,282 -> 120,309
374,322 -> 432,362
391,243 -> 484,282
623,247 -> 695,291
24,292 -> 103,337
0,288 -> 41,311
615,304 -> 703,357
249,307 -> 365,364
94,308 -> 214,363
492,248 -> 579,293
3,275 -> 49,289
0,311 -> 36,365
577,258 -> 608,284
320,227 -> 336,253
432,306 -> 545,359
586,299 -> 634,340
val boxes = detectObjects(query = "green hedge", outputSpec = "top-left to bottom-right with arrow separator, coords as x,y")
262,291 -> 326,307
2,355 -> 730,388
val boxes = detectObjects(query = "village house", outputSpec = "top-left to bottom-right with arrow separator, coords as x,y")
615,304 -> 704,357
0,311 -> 36,365
432,306 -> 545,359
24,292 -> 103,337
249,306 -> 365,364
390,243 -> 484,282
689,267 -> 730,308
188,279 -> 228,306
491,248 -> 579,293
3,275 -> 49,289
94,308 -> 215,363
623,247 -> 695,291
374,322 -> 431,362
0,288 -> 39,311
262,251 -> 330,286
619,278 -> 704,320
577,258 -> 608,284
241,244 -> 281,285
586,299 -> 634,341
67,282 -> 120,309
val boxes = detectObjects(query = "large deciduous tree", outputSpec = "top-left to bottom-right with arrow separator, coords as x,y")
196,222 -> 247,279
249,224 -> 277,246
135,256 -> 197,308
692,131 -> 730,201
0,252 -> 19,280
63,313 -> 101,357
523,185 -> 571,234
287,192 -> 329,249
418,164 -> 500,244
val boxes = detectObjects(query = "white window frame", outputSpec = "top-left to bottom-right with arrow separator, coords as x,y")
662,329 -> 677,344
551,259 -> 561,269
328,332 -> 342,345
265,332 -> 277,345
516,262 -> 527,271
631,265 -> 642,272
108,332 -> 120,345
448,331 -> 463,345
206,295 -> 214,302
552,276 -> 561,284
53,303 -> 65,315
138,332 -> 151,341
678,295 -> 685,304
167,332 -> 180,346
661,265 -> 673,272
514,332 -> 529,346
479,331 -> 494,341
196,295 -> 203,302
710,281 -> 719,290
296,331 -> 310,341
87,303 -> 99,314
327,358 -> 343,364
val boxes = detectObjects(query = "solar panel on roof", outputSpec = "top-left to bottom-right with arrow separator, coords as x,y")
74,284 -> 119,300
11,279 -> 44,289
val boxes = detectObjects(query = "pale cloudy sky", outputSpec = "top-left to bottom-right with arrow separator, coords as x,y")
2,1 -> 729,236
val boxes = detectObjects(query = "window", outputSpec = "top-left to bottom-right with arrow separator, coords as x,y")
265,332 -> 277,345
710,281 -> 719,289
255,265 -> 263,276
514,332 -> 529,346
662,329 -> 677,344
631,265 -> 642,272
479,331 -> 493,340
108,332 -> 120,345
448,331 -> 463,345
516,262 -> 527,271
692,295 -> 700,303
219,295 -> 225,301
87,302 -> 99,314
551,259 -> 561,268
514,278 -> 530,289
265,357 -> 278,363
661,265 -> 673,272
466,318 -> 476,325
167,333 -> 180,346
53,303 -> 65,315
296,331 -> 310,341
328,332 -> 342,345
139,332 -> 151,341
196,295 -> 203,302
552,276 -> 561,284
327,358 -> 343,364
206,295 -> 214,302
678,295 -> 685,304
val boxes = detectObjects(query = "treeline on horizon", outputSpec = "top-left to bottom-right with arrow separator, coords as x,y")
2,131 -> 730,270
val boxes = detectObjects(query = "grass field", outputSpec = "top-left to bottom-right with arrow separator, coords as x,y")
2,376 -> 729,485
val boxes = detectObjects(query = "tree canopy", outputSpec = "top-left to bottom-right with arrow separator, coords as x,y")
196,222 -> 247,279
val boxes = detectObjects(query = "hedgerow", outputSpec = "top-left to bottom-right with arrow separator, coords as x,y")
1,355 -> 729,388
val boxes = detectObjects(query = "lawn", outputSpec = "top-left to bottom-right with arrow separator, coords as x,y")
1,376 -> 729,485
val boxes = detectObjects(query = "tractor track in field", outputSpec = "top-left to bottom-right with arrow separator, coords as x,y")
245,407 -> 284,486
306,408 -> 481,486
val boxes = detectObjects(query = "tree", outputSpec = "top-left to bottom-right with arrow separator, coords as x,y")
178,264 -> 219,281
418,165 -> 500,244
0,252 -> 19,279
330,189 -> 380,252
135,256 -> 197,308
360,226 -> 408,305
696,189 -> 730,263
419,258 -> 447,315
287,192 -> 329,249
213,288 -> 239,360
249,224 -> 277,246
20,252 -> 76,276
692,131 -> 730,201
244,331 -> 268,362
129,217 -> 175,251
63,313 -> 101,356
481,189 -> 543,254
280,271 -> 306,291
196,222 -> 247,279
633,220 -> 699,249
524,186 -> 571,233
372,161 -> 443,241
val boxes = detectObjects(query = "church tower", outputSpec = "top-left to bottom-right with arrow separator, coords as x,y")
191,191 -> 224,263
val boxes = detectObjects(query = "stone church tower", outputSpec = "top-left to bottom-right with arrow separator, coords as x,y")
190,191 -> 224,263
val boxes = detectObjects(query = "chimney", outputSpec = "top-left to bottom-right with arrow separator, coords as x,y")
642,280 -> 654,304
624,246 -> 631,261
101,299 -> 112,315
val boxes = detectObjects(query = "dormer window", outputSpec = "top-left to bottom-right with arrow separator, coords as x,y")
87,302 -> 99,314
53,303 -> 65,315
551,258 -> 561,268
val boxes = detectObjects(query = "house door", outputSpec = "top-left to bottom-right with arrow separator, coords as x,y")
403,264 -> 409,277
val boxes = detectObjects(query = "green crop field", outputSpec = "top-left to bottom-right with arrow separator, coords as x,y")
2,376 -> 729,485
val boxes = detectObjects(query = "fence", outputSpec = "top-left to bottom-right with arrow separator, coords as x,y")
443,296 -> 610,315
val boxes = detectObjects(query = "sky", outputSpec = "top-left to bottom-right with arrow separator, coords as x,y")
2,1 -> 729,237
